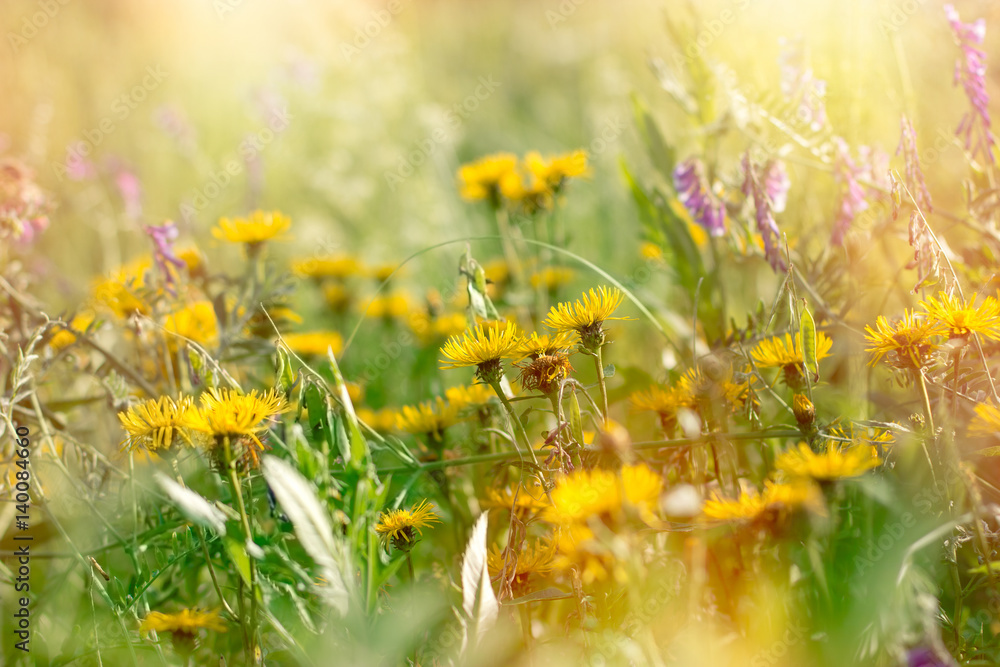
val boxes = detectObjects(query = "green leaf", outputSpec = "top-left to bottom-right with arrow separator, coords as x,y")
799,304 -> 818,376
569,390 -> 584,446
603,363 -> 616,378
224,536 -> 252,587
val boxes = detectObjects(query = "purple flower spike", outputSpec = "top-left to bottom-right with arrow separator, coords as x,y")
144,220 -> 185,292
945,4 -> 996,164
763,160 -> 791,213
831,138 -> 870,246
673,158 -> 726,237
741,153 -> 786,273
896,116 -> 933,212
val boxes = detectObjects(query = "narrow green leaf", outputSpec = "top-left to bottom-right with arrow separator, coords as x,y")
503,587 -> 573,606
224,536 -> 252,587
799,305 -> 818,375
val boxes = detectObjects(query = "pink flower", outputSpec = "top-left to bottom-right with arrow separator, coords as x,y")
673,158 -> 726,237
945,4 -> 995,164
742,153 -> 786,273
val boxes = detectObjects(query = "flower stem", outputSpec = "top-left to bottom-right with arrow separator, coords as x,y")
593,346 -> 609,421
223,437 -> 260,665
488,380 -> 539,465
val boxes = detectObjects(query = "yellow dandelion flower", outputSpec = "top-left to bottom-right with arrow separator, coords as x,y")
164,301 -> 218,347
440,322 -> 523,384
489,540 -> 555,595
323,283 -> 351,312
444,383 -> 495,411
212,210 -> 290,247
292,254 -> 362,280
516,352 -> 574,394
544,463 -> 662,526
394,398 -> 460,439
516,331 -> 576,360
630,385 -> 697,436
458,153 -> 518,202
826,421 -> 894,459
118,396 -> 200,453
281,331 -> 344,357
357,407 -> 398,433
702,480 -> 823,523
551,523 -> 621,584
543,286 -> 632,351
185,388 -> 289,456
49,312 -> 96,351
864,310 -> 943,369
920,292 -> 1000,340
482,483 -> 549,515
792,394 -> 815,427
499,169 -> 553,213
140,608 -> 226,636
530,266 -> 575,291
176,246 -> 206,277
970,401 -> 1000,438
750,331 -> 833,370
364,293 -> 410,320
92,278 -> 150,319
524,150 -> 590,188
374,499 -> 441,551
775,442 -> 880,482
639,241 -> 663,262
701,488 -> 767,523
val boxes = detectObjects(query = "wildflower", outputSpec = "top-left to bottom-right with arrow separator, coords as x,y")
702,480 -> 823,523
678,362 -> 755,417
499,169 -> 553,214
544,464 -> 663,526
550,523 -> 622,584
489,540 -> 555,596
920,292 -> 1000,341
140,608 -> 226,636
827,422 -> 894,459
741,153 -> 785,272
516,352 -> 573,395
118,396 -> 200,453
212,210 -> 291,249
482,484 -> 549,515
143,221 -> 185,292
524,149 -> 590,190
530,266 -> 575,291
115,166 -> 143,221
356,407 -> 398,433
281,331 -> 344,357
750,331 -> 833,383
458,153 -> 518,204
394,398 -> 460,441
185,388 -> 289,465
439,322 -> 523,384
639,241 -> 663,262
444,383 -> 495,411
630,385 -> 696,437
92,273 -> 150,319
763,160 -> 791,213
176,246 -> 206,278
0,159 -> 52,244
369,263 -> 399,282
673,158 -> 726,237
364,293 -> 410,320
897,116 -> 933,212
945,4 -> 995,164
792,394 -> 815,427
543,286 -> 631,352
164,301 -> 219,348
775,442 -> 880,482
970,400 -> 1000,438
49,312 -> 96,351
864,310 -> 943,369
831,138 -> 869,246
779,37 -> 828,130
516,331 -> 576,359
292,255 -> 362,280
374,499 -> 441,552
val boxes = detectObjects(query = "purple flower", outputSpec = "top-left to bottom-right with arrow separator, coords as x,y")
0,159 -> 52,245
831,138 -> 870,245
763,160 -> 791,213
896,116 -> 933,212
115,168 -> 142,221
907,646 -> 956,667
673,158 -> 726,237
741,153 -> 786,273
945,4 -> 996,164
144,220 -> 185,292
779,38 -> 828,131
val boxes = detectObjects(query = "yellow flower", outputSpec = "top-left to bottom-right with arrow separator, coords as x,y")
489,540 -> 555,595
920,292 -> 1000,340
369,263 -> 399,282
524,150 -> 590,188
444,383 -> 495,411
49,312 -> 96,351
551,523 -> 621,584
826,422 -> 894,458
775,442 -> 880,482
164,301 -> 218,347
750,331 -> 833,370
516,331 -> 576,360
92,278 -> 150,319
516,352 -> 574,394
630,385 -> 697,436
439,322 -> 523,383
639,241 -> 663,262
185,388 -> 289,458
970,401 -> 1000,438
482,483 -> 549,515
458,153 -> 518,202
409,311 -> 469,344
702,480 -> 823,523
323,283 -> 351,311
792,394 -> 815,427
118,396 -> 200,453
292,254 -> 362,280
530,267 -> 575,291
864,310 -> 943,369
374,499 -> 441,551
394,398 -> 460,439
499,169 -> 553,213
543,286 -> 632,350
176,246 -> 206,277
281,331 -> 344,357
364,293 -> 410,320
356,407 -> 398,433
212,210 -> 290,247
544,463 -> 663,526
140,608 -> 227,636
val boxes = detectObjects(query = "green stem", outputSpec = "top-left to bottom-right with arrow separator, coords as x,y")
519,602 -> 533,650
224,437 -> 260,664
488,380 -> 538,465
593,346 -> 609,421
